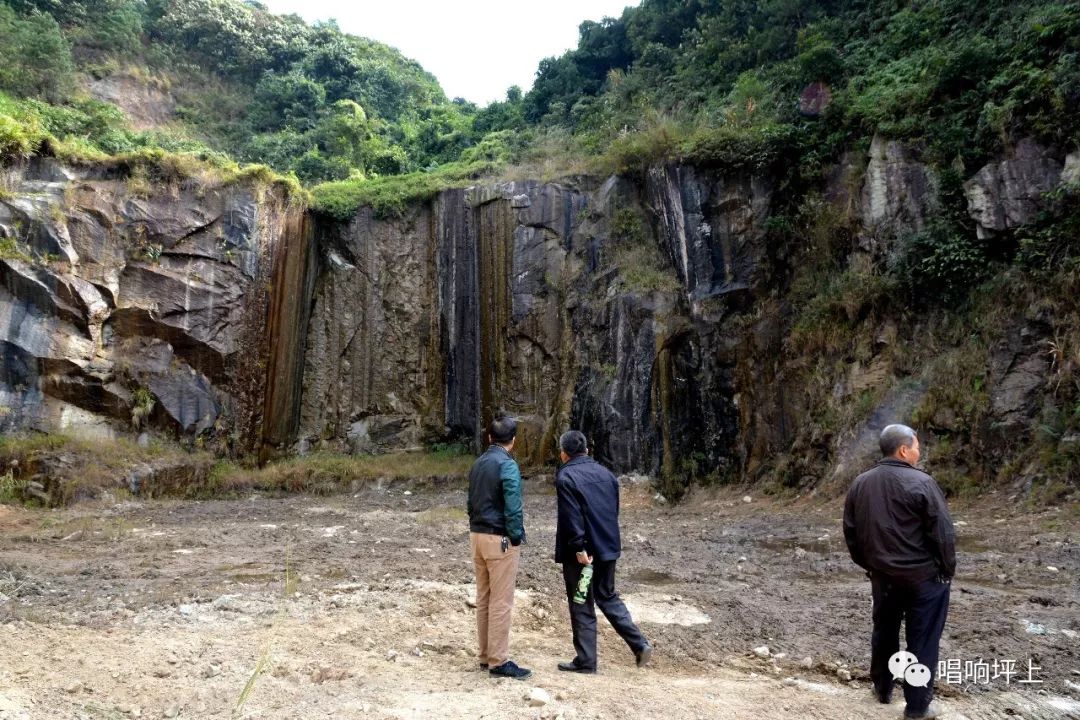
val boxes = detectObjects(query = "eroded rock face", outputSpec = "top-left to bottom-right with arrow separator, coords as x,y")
0,158 -> 301,449
987,324 -> 1052,441
859,135 -> 938,253
299,204 -> 442,452
647,164 -> 772,303
297,173 -> 751,475
964,138 -> 1066,238
86,74 -> 177,131
2,139 -> 1063,490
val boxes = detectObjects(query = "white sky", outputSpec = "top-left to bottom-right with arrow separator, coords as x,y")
258,0 -> 638,105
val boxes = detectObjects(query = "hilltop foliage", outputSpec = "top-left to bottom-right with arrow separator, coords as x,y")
0,0 -> 1076,215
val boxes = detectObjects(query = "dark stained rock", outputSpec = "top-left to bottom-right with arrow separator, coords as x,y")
0,141 -> 1066,492
646,164 -> 772,302
147,363 -> 219,435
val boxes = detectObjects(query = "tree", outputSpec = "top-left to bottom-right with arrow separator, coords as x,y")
0,6 -> 75,102
249,72 -> 326,132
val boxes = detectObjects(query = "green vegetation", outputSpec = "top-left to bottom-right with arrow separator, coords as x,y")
0,469 -> 23,504
311,158 -> 501,220
512,0 -> 1080,171
0,0 -> 486,186
1,1 -> 1075,219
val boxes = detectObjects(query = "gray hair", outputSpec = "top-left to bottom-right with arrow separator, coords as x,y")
880,424 -> 918,457
559,430 -> 588,456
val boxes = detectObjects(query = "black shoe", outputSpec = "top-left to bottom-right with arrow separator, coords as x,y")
875,688 -> 892,704
489,660 -> 532,680
479,663 -> 489,671
557,660 -> 596,674
635,642 -> 653,668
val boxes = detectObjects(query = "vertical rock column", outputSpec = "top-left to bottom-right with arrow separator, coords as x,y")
436,189 -> 480,442
474,197 -> 515,440
260,207 -> 315,458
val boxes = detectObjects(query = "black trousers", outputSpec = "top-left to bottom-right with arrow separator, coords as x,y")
562,559 -> 647,670
870,575 -> 951,715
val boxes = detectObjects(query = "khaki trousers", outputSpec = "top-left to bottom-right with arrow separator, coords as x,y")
471,532 -> 521,666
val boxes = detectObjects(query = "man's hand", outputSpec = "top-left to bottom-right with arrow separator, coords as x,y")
575,550 -> 592,565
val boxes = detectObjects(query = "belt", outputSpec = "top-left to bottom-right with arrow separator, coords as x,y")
470,523 -> 507,536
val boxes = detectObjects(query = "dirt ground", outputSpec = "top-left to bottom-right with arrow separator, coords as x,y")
0,477 -> 1077,720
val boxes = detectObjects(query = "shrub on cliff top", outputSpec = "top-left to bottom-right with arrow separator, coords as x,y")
311,158 -> 502,220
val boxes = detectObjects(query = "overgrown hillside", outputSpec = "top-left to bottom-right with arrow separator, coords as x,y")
313,0 -> 1080,218
0,0 -> 485,183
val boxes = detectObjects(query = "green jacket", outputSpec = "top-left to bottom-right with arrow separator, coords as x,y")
467,445 -> 524,543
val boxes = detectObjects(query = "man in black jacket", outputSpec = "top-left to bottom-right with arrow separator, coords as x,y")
554,430 -> 652,673
844,424 -> 956,720
467,414 -> 530,680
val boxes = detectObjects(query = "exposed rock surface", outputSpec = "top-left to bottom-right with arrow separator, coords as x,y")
859,134 -> 938,252
964,138 -> 1066,238
1,136 -> 1071,489
0,157 -> 302,451
86,74 -> 176,131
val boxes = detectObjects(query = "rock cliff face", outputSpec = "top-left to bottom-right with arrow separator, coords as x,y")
0,158 -> 304,453
2,136 -> 1076,491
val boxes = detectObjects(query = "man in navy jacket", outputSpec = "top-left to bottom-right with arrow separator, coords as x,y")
554,430 -> 652,673
845,424 -> 955,719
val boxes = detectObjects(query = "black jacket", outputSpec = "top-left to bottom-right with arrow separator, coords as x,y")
467,445 -> 524,542
554,455 -> 622,563
843,458 -> 957,584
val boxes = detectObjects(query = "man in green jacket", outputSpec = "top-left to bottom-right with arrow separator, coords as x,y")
466,413 -> 530,679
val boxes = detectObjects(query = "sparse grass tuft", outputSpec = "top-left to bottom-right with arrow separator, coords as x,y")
614,243 -> 682,293
204,451 -> 474,497
233,644 -> 271,717
416,506 -> 468,525
0,237 -> 33,263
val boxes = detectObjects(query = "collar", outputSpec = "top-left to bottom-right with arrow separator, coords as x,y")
877,457 -> 931,478
562,454 -> 591,468
487,444 -> 512,457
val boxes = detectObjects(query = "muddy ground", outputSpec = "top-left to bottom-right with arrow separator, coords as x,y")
0,477 -> 1077,720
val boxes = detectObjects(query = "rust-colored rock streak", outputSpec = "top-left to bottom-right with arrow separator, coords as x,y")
260,207 -> 315,459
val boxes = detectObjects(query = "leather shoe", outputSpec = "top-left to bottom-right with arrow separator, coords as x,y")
635,642 -> 653,667
489,660 -> 532,680
557,660 -> 596,674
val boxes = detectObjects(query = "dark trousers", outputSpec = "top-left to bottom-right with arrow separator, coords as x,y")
562,559 -> 647,670
870,575 -> 950,715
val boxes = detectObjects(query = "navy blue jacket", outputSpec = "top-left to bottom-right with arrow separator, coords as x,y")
467,445 -> 524,542
554,455 -> 621,563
